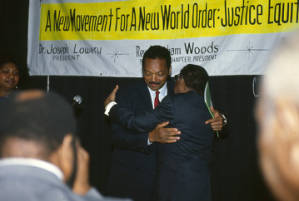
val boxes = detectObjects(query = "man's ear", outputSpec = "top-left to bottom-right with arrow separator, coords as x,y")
54,134 -> 74,182
60,134 -> 73,156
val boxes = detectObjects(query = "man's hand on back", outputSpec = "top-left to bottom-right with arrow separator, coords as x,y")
149,122 -> 181,143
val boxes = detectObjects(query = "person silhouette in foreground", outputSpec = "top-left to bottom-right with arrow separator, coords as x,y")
0,90 -> 131,201
257,31 -> 299,201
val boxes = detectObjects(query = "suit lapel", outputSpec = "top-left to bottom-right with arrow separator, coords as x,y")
137,79 -> 175,111
139,80 -> 154,111
167,79 -> 175,96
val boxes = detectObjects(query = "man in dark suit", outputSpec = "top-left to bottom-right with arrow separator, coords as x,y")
107,64 -> 214,201
0,90 -> 130,201
105,46 -> 225,201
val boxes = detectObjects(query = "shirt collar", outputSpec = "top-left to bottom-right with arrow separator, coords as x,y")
147,82 -> 168,109
0,158 -> 64,180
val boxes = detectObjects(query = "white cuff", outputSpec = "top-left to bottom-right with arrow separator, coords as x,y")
221,114 -> 228,125
147,137 -> 152,145
104,101 -> 117,116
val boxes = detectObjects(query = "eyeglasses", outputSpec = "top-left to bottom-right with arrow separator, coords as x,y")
174,74 -> 183,81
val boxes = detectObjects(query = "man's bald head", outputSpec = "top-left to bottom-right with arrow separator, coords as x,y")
257,31 -> 299,201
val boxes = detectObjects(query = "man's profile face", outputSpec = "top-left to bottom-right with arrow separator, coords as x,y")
143,58 -> 169,91
174,74 -> 188,94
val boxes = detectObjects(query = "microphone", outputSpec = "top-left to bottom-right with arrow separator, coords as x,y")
72,95 -> 83,117
72,95 -> 83,106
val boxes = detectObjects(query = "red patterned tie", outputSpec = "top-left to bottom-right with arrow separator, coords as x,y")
154,91 -> 160,108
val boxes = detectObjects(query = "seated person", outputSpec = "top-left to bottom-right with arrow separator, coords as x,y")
105,64 -> 214,201
0,90 -> 131,201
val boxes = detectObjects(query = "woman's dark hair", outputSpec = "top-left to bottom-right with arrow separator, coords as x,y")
180,64 -> 209,96
0,56 -> 19,71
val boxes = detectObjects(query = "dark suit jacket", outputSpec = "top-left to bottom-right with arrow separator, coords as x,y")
110,90 -> 213,201
106,79 -> 174,201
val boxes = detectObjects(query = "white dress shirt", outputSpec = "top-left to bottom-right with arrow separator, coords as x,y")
147,83 -> 168,109
145,83 -> 168,144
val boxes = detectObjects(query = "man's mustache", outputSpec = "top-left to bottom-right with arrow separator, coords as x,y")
149,81 -> 160,85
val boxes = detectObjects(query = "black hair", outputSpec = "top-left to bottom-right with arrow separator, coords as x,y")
0,56 -> 20,71
0,90 -> 76,157
142,45 -> 171,70
0,55 -> 29,89
180,64 -> 209,96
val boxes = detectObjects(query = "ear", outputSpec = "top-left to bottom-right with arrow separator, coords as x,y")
55,134 -> 74,182
60,134 -> 73,155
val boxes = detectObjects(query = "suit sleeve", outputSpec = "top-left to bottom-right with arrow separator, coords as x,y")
110,122 -> 150,150
110,95 -> 173,133
109,87 -> 153,151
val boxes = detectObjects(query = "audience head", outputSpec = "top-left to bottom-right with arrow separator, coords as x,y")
174,64 -> 209,95
142,45 -> 171,91
0,56 -> 20,97
0,90 -> 77,182
257,31 -> 299,201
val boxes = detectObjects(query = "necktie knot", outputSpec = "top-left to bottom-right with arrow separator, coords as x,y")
154,91 -> 160,108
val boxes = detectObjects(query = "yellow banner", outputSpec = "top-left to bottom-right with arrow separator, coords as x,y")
39,0 -> 299,41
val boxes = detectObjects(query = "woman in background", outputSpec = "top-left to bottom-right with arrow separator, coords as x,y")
0,57 -> 20,98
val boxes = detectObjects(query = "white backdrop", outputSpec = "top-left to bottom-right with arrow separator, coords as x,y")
27,0 -> 297,77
